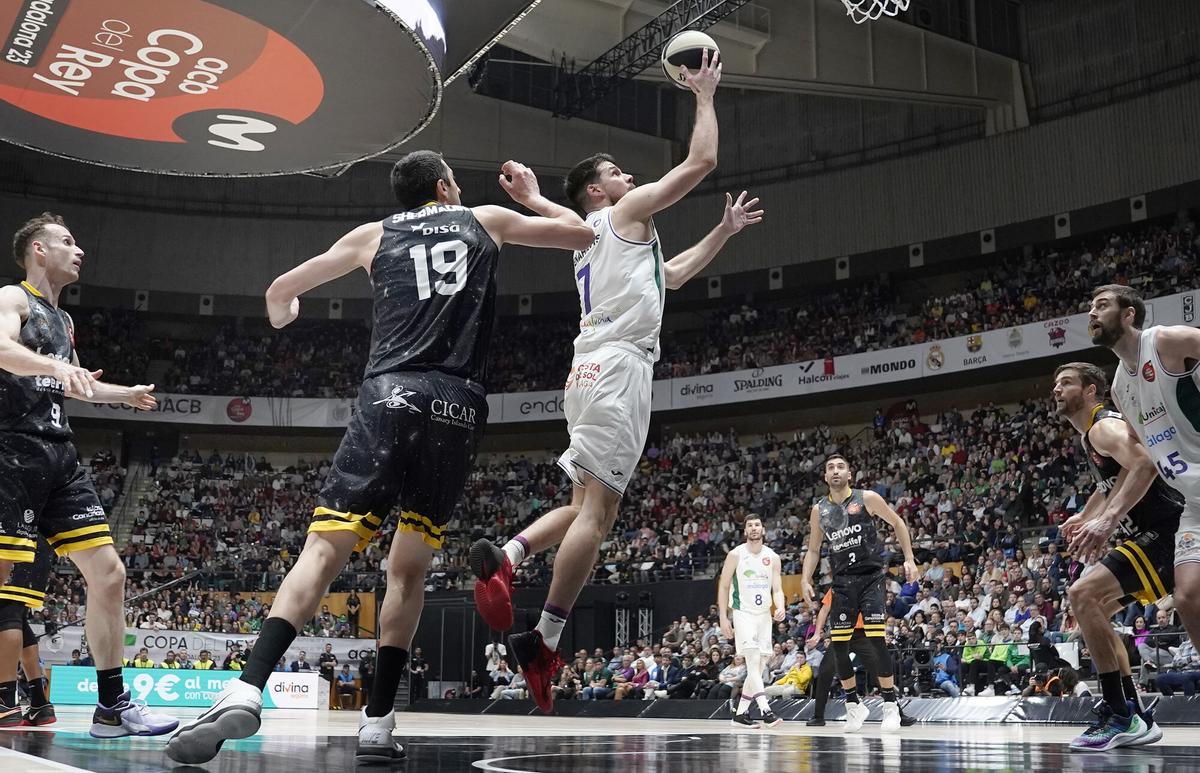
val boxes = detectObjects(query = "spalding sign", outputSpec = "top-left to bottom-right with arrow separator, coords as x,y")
0,0 -> 443,175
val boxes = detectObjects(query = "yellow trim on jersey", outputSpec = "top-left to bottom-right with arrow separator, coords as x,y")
0,535 -> 37,549
863,629 -> 886,638
1085,403 -> 1106,432
0,585 -> 45,609
21,280 -> 44,298
55,535 -> 114,556
1125,541 -> 1168,600
0,549 -> 34,562
47,524 -> 110,545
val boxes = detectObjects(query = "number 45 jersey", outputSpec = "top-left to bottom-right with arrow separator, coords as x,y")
367,205 -> 501,385
1111,327 -> 1200,504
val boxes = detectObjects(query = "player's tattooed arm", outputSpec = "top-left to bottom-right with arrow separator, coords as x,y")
800,505 -> 823,607
1155,325 -> 1200,373
265,222 -> 383,329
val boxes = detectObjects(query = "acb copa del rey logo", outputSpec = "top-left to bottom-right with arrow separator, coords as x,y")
0,0 -> 442,176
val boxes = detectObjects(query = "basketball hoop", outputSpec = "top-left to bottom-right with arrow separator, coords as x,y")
840,0 -> 910,24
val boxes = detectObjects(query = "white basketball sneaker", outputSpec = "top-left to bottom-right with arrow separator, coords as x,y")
356,709 -> 406,764
880,702 -> 901,732
165,678 -> 262,764
844,701 -> 869,733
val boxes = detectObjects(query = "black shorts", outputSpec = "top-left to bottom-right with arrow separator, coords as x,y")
0,433 -> 112,564
1101,528 -> 1174,606
830,571 -> 886,641
311,371 -> 488,551
0,538 -> 52,613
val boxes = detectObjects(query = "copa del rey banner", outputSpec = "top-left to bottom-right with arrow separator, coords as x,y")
65,289 -> 1199,426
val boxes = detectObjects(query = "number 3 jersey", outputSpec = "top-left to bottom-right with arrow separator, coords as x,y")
0,281 -> 75,441
366,205 -> 501,386
728,543 -> 779,615
1112,326 -> 1200,502
817,489 -> 884,576
571,207 -> 665,362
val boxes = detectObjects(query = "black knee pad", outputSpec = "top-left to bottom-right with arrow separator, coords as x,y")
832,640 -> 856,681
22,619 -> 37,649
867,636 -> 893,678
0,600 -> 27,633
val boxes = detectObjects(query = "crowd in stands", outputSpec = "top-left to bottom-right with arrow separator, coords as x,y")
66,220 -> 1197,397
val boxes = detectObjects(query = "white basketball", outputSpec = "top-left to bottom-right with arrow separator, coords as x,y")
661,30 -> 719,90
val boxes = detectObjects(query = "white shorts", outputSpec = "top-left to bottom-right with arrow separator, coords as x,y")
1176,502 -> 1200,566
557,344 -> 653,496
732,609 -> 773,657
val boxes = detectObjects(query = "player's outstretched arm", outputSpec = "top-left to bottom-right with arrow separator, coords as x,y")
1072,418 -> 1158,557
716,550 -> 738,640
264,222 -> 383,329
800,506 -> 823,607
62,351 -> 156,409
0,285 -> 99,396
864,491 -> 917,582
475,161 -> 593,251
662,191 -> 763,289
610,49 -> 720,229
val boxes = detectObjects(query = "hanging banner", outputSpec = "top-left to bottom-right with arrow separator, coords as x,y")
63,288 -> 1200,425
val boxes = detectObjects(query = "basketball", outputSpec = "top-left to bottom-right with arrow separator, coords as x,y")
661,30 -> 720,90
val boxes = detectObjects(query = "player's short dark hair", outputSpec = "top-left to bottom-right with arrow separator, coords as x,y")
564,153 -> 615,212
12,212 -> 65,270
744,513 -> 763,525
824,453 -> 850,469
1053,361 -> 1107,397
1092,284 -> 1146,327
391,150 -> 448,210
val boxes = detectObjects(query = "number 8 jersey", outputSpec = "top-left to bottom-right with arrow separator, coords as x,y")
0,281 -> 75,441
571,207 -> 665,362
728,543 -> 779,615
1112,327 -> 1200,502
367,205 -> 501,385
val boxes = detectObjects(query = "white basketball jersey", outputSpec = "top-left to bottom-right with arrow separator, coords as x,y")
1111,327 -> 1200,499
729,543 -> 778,615
570,207 -> 665,362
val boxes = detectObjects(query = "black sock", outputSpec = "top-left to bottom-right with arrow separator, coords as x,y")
240,618 -> 297,690
0,680 -> 14,707
843,686 -> 859,704
1121,674 -> 1143,713
881,686 -> 897,703
1099,671 -> 1129,716
97,668 -> 124,707
29,677 -> 47,707
366,646 -> 409,717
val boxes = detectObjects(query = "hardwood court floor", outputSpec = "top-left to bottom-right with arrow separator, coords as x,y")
2,706 -> 1199,772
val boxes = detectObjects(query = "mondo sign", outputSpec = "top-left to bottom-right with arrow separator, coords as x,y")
0,0 -> 444,175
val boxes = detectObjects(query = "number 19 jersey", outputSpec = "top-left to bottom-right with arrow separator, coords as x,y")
571,207 -> 665,362
366,205 -> 501,386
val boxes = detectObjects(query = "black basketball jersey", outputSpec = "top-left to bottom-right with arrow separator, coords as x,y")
364,205 -> 500,386
817,489 -> 883,576
1082,406 -> 1183,533
0,282 -> 75,440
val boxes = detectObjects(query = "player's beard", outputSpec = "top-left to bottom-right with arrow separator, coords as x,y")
1090,316 -> 1123,347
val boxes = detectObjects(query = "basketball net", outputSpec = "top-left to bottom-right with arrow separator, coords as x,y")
840,0 -> 910,24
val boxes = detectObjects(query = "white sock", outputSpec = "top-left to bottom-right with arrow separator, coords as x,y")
755,693 -> 771,713
502,538 -> 527,567
737,694 -> 752,715
535,607 -> 567,650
